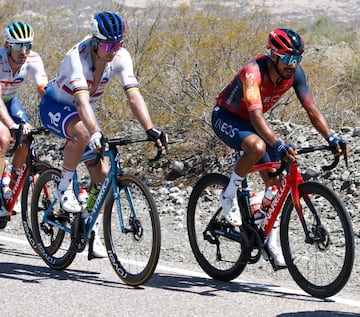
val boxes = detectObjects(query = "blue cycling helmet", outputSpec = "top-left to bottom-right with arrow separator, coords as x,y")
90,12 -> 126,41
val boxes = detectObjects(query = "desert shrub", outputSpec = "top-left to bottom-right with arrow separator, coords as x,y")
1,0 -> 359,157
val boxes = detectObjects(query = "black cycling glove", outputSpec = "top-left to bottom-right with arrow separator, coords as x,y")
146,128 -> 168,150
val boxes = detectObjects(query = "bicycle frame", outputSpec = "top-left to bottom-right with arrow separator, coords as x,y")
4,128 -> 47,216
248,160 -> 305,237
42,143 -> 132,240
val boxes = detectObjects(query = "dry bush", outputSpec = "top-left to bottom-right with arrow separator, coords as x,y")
2,1 -> 359,159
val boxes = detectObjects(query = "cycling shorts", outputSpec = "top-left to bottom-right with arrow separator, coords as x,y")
211,105 -> 278,163
40,90 -> 100,158
5,96 -> 30,124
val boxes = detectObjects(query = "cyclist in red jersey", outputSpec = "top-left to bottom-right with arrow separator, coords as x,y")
212,28 -> 345,267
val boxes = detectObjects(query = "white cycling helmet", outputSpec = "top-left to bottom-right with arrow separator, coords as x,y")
3,21 -> 34,44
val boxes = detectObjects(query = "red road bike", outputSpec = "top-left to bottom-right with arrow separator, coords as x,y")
0,125 -> 52,254
187,142 -> 354,298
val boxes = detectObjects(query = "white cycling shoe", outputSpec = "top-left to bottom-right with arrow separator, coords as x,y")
91,214 -> 107,258
264,225 -> 286,268
220,192 -> 242,226
92,233 -> 107,258
55,186 -> 82,213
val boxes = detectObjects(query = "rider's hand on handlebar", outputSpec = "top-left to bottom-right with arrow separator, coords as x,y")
88,131 -> 103,152
326,134 -> 349,156
146,128 -> 168,152
272,140 -> 296,161
11,122 -> 31,136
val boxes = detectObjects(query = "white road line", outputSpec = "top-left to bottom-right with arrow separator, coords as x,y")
2,234 -> 359,308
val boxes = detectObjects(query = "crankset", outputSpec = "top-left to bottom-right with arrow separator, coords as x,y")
240,225 -> 263,264
70,214 -> 87,252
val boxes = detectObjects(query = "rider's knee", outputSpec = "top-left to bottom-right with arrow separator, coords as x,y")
244,136 -> 266,158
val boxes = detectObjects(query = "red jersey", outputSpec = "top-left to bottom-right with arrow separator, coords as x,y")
216,54 -> 315,120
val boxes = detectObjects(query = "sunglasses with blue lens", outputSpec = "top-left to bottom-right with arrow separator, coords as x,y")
274,52 -> 302,65
10,42 -> 32,51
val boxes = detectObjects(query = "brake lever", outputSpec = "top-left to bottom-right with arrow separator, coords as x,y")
9,122 -> 25,155
339,140 -> 348,168
87,135 -> 106,167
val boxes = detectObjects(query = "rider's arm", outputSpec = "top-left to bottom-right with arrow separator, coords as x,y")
28,52 -> 48,98
249,109 -> 278,146
0,88 -> 16,129
126,88 -> 154,131
303,104 -> 332,138
293,66 -> 334,140
74,91 -> 101,134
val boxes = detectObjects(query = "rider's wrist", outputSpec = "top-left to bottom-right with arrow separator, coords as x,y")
146,128 -> 161,140
10,123 -> 19,130
272,140 -> 283,148
325,134 -> 334,142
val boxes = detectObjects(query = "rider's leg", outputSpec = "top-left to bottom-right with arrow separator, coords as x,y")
0,124 -> 12,217
7,144 -> 29,213
221,134 -> 266,226
259,160 -> 286,268
57,118 -> 89,213
85,157 -> 109,258
265,216 -> 286,268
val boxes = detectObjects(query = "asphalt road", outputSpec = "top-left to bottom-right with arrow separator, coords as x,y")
0,232 -> 359,317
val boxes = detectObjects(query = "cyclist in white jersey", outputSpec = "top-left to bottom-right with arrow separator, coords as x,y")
40,12 -> 166,257
0,21 -> 48,217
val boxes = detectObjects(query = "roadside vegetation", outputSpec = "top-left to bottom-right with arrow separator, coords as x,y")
1,0 -> 359,169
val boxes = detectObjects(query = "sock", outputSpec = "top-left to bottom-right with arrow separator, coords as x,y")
223,172 -> 244,198
58,166 -> 75,191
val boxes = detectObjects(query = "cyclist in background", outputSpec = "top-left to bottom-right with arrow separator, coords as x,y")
39,12 -> 166,258
0,22 -> 48,217
212,28 -> 346,267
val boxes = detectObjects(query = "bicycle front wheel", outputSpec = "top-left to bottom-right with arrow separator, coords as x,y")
21,160 -> 52,254
31,168 -> 76,270
187,173 -> 248,281
281,181 -> 355,298
103,174 -> 161,286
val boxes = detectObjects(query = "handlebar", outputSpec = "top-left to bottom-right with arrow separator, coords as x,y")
8,123 -> 49,155
268,140 -> 348,177
87,135 -> 167,167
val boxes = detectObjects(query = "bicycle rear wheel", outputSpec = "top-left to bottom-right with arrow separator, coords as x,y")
187,173 -> 248,281
21,160 -> 52,254
103,174 -> 161,286
280,181 -> 355,298
31,168 -> 76,270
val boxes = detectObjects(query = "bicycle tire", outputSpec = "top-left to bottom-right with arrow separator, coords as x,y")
280,181 -> 355,298
187,173 -> 248,281
31,167 -> 76,270
21,160 -> 52,254
103,174 -> 161,286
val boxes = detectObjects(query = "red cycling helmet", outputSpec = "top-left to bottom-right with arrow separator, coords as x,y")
267,28 -> 305,56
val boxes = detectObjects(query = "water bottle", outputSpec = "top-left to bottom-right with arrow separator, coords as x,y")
249,191 -> 262,214
78,188 -> 89,206
250,190 -> 265,224
260,185 -> 278,212
87,182 -> 101,210
3,169 -> 20,200
2,172 -> 11,199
